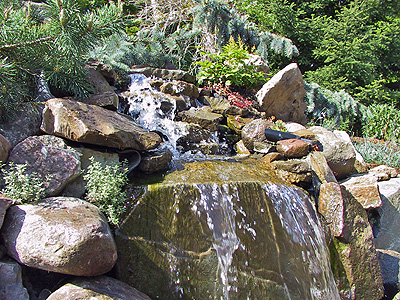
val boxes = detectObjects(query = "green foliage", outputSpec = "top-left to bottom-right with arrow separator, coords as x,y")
196,38 -> 266,87
304,82 -> 368,133
234,0 -> 400,107
83,157 -> 128,226
0,0 -> 124,120
363,103 -> 400,142
1,163 -> 46,203
353,139 -> 400,168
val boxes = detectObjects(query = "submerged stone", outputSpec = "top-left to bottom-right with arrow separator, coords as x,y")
116,159 -> 339,300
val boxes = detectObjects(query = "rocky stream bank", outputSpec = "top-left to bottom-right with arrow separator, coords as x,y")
0,61 -> 399,299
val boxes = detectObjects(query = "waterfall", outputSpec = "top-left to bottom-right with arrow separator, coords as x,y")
125,73 -> 188,156
263,183 -> 340,300
192,183 -> 240,300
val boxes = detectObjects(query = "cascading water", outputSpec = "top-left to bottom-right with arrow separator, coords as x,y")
125,73 -> 188,156
116,160 -> 341,300
192,184 -> 240,300
117,73 -> 340,299
263,183 -> 340,300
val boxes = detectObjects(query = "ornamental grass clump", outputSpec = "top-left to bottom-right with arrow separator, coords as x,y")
83,157 -> 128,226
1,163 -> 46,203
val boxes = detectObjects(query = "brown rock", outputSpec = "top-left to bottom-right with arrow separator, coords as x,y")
256,63 -> 307,124
0,133 -> 11,163
178,108 -> 224,131
7,135 -> 81,196
0,103 -> 42,147
340,174 -> 382,209
309,151 -> 337,184
160,80 -> 200,99
235,140 -> 251,155
331,186 -> 384,300
83,91 -> 119,110
261,152 -> 284,163
41,98 -> 161,150
276,138 -> 310,158
47,276 -> 151,300
369,165 -> 399,181
138,147 -> 173,173
241,118 -> 273,152
318,182 -> 344,237
1,197 -> 117,276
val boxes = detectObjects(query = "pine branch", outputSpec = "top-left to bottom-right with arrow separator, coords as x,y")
0,36 -> 54,51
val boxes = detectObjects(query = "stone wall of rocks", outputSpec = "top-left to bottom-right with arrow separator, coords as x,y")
0,61 -> 399,299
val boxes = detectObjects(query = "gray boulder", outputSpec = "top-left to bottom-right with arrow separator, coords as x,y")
0,260 -> 29,300
41,98 -> 161,150
130,67 -> 196,83
7,135 -> 81,196
309,126 -> 356,179
256,63 -> 307,124
377,249 -> 400,297
0,197 -> 117,276
374,178 -> 400,251
47,276 -> 151,300
0,195 -> 13,229
0,103 -> 42,147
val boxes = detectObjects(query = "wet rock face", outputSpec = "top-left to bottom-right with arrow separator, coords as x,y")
41,98 -> 161,151
116,160 -> 339,300
0,197 -> 117,276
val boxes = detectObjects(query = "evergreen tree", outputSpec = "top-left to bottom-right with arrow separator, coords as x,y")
0,0 -> 124,120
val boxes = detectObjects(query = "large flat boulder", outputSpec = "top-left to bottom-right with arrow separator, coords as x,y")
0,197 -> 117,276
116,160 -> 339,300
256,63 -> 307,124
47,276 -> 151,300
41,98 -> 161,150
7,135 -> 81,196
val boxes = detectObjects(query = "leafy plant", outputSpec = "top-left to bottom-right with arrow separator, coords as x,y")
196,37 -> 266,87
363,103 -> 400,142
1,163 -> 46,203
83,157 -> 128,226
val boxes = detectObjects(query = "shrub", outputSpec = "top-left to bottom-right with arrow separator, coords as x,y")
353,139 -> 400,168
1,163 -> 46,204
304,82 -> 368,133
363,103 -> 400,142
83,157 -> 128,226
196,38 -> 266,88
